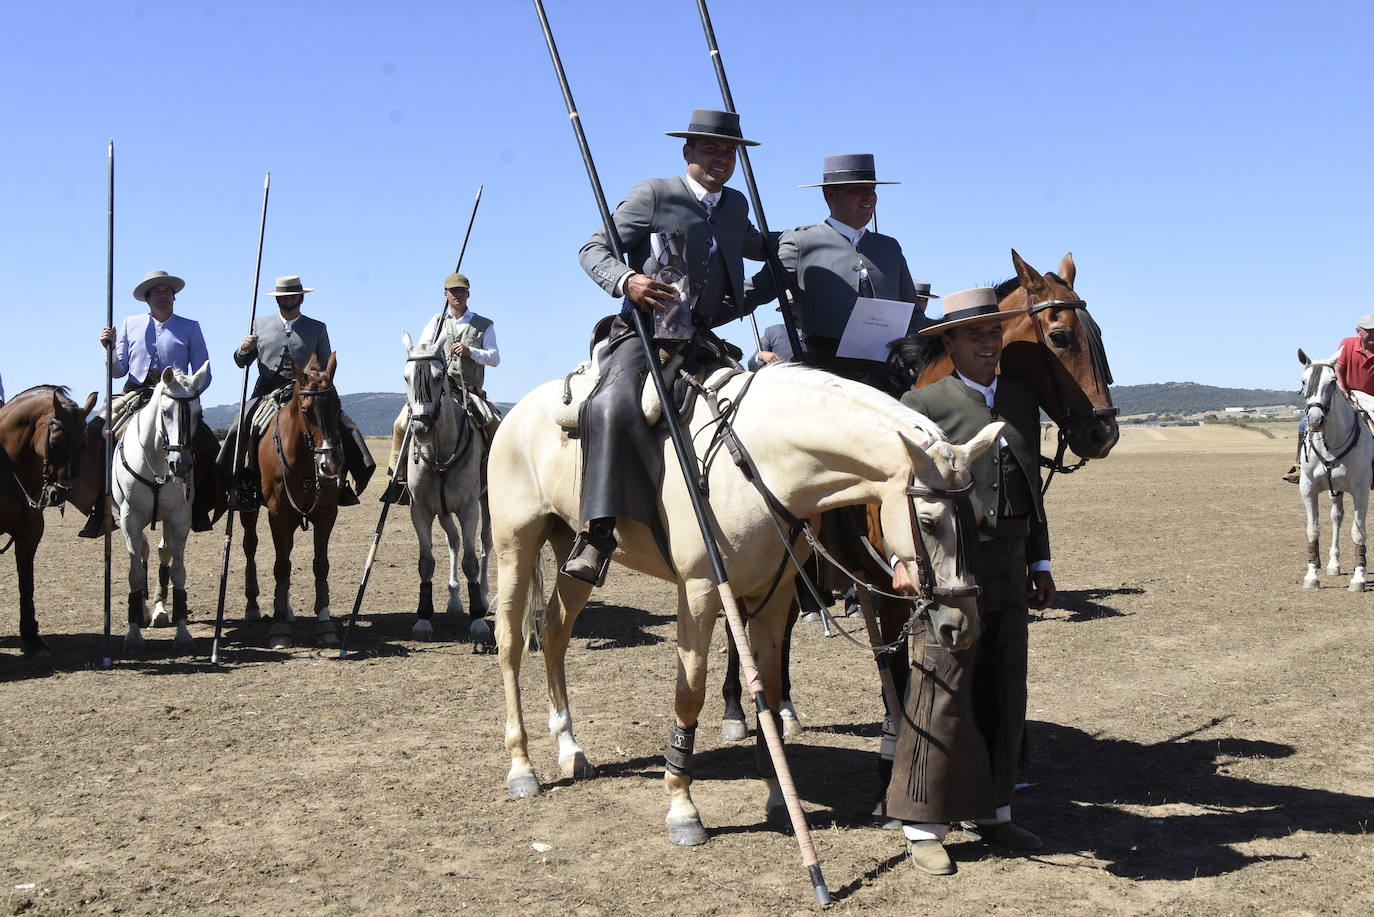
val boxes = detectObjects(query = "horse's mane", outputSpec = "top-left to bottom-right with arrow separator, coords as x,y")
757,364 -> 945,442
16,384 -> 71,399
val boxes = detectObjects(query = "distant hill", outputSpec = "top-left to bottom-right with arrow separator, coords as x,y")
203,382 -> 1298,433
204,393 -> 517,436
1109,382 -> 1300,416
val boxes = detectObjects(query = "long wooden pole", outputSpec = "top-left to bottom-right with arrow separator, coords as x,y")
338,185 -> 484,659
101,140 -> 115,669
694,0 -> 805,365
532,2 -> 830,903
209,173 -> 271,664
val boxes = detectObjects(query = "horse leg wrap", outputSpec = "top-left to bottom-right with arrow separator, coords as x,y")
1307,541 -> 1320,565
158,563 -> 171,597
467,581 -> 487,616
1359,544 -> 1367,569
664,724 -> 697,777
417,581 -> 434,619
127,591 -> 143,626
172,587 -> 189,623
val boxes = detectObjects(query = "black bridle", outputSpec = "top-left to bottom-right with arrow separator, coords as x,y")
117,387 -> 199,529
272,382 -> 342,529
404,351 -> 477,516
1024,297 -> 1118,493
8,412 -> 82,512
1301,362 -> 1363,491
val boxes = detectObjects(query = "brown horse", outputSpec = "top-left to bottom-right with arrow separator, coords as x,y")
915,250 -> 1119,463
240,354 -> 345,649
0,386 -> 97,657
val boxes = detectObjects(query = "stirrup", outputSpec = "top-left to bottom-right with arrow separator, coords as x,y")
560,530 -> 613,587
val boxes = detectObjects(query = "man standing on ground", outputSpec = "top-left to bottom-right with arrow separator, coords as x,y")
890,287 -> 1056,875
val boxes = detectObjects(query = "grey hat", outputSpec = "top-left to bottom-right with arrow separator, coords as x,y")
133,270 -> 185,302
800,153 -> 899,188
918,287 -> 1026,336
265,275 -> 314,297
913,281 -> 940,300
1357,314 -> 1374,330
665,109 -> 760,146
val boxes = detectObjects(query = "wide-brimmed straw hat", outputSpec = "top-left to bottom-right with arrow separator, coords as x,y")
665,109 -> 759,146
265,275 -> 314,297
918,287 -> 1026,336
133,270 -> 185,302
800,153 -> 899,188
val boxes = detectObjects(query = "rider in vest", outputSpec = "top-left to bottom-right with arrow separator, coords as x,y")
216,276 -> 375,507
70,270 -> 224,537
381,271 -> 501,504
561,109 -> 769,585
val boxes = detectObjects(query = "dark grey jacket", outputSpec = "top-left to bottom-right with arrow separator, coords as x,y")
235,314 -> 331,398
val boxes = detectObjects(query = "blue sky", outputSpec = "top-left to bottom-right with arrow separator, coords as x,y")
2,0 -> 1370,406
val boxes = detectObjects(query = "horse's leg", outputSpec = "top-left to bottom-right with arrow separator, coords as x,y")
542,525 -> 594,780
455,494 -> 493,651
496,519 -> 557,799
1301,484 -> 1322,589
1328,491 -> 1344,576
720,624 -> 747,741
151,532 -> 172,628
663,578 -> 722,847
267,514 -> 296,648
164,518 -> 194,654
410,501 -> 438,640
746,585 -> 797,833
777,597 -> 803,738
1349,486 -> 1368,591
15,519 -> 48,658
122,510 -> 150,654
312,510 -> 337,646
242,509 -> 262,620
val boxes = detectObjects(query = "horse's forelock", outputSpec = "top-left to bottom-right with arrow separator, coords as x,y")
757,365 -> 945,443
164,370 -> 199,400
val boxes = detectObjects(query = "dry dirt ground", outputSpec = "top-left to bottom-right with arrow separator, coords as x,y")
1,430 -> 1370,916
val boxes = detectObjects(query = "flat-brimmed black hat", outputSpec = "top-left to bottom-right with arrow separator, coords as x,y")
918,287 -> 1026,336
665,109 -> 759,146
800,153 -> 899,188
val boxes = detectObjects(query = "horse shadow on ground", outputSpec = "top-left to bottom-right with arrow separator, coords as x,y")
1036,586 -> 1143,623
569,600 -> 672,650
0,624 -> 295,682
553,715 -> 1372,884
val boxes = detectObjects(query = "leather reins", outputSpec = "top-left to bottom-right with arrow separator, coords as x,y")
1302,363 -> 1365,496
272,383 -> 341,530
405,352 -> 478,517
117,388 -> 197,530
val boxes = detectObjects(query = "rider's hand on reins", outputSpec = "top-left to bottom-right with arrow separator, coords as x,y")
624,273 -> 676,313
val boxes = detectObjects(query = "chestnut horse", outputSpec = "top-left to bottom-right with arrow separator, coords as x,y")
241,354 -> 345,649
0,386 -> 96,657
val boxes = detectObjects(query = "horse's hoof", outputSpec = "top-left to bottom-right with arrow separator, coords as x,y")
412,619 -> 434,641
559,752 -> 596,781
1327,566 -> 1342,577
316,631 -> 338,648
720,719 -> 747,742
268,621 -> 292,649
1350,581 -> 1367,592
666,817 -> 709,847
174,632 -> 195,655
780,703 -> 802,738
151,606 -> 171,628
244,604 -> 262,622
766,803 -> 794,834
469,618 -> 496,654
1302,578 -> 1320,590
124,633 -> 146,656
20,639 -> 52,661
507,772 -> 541,799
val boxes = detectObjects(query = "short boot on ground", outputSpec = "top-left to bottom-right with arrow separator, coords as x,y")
906,839 -> 955,876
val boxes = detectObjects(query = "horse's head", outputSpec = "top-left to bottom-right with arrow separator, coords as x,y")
881,425 -> 1004,651
1000,251 -> 1119,460
42,389 -> 98,492
156,363 -> 208,481
402,330 -> 448,445
292,353 -> 343,481
1299,348 -> 1339,432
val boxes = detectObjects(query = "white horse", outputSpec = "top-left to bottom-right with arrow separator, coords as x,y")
400,331 -> 491,646
113,364 -> 210,654
490,364 -> 1001,846
1298,349 -> 1372,590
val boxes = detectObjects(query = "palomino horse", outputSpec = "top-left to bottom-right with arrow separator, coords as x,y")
1297,350 -> 1372,590
720,250 -> 1120,743
400,332 -> 492,646
115,365 -> 210,655
0,385 -> 96,657
241,354 -> 345,648
491,364 -> 1002,846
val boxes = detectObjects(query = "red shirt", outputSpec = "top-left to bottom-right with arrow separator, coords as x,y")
1337,336 -> 1374,395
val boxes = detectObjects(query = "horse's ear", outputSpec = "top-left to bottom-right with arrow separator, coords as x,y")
160,366 -> 175,387
81,392 -> 98,418
956,422 -> 1006,465
292,359 -> 307,388
1298,348 -> 1310,366
302,353 -> 320,374
899,433 -> 943,484
325,351 -> 337,382
190,360 -> 211,394
1057,252 -> 1076,289
402,330 -> 414,353
1011,249 -> 1046,297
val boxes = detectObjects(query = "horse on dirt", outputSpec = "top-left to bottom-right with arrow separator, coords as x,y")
114,365 -> 210,655
240,354 -> 346,649
490,364 -> 1000,846
0,385 -> 96,658
400,331 -> 492,648
1296,349 -> 1372,591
